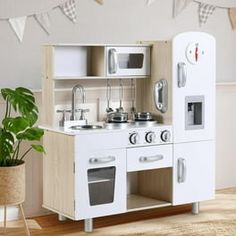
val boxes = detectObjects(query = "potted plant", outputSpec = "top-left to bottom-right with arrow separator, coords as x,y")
0,87 -> 45,234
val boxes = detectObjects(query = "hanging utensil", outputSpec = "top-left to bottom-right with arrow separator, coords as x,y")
130,78 -> 136,114
106,79 -> 113,113
117,79 -> 124,112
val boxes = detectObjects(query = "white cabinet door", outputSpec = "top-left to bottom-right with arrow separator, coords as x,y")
173,141 -> 215,205
74,148 -> 126,220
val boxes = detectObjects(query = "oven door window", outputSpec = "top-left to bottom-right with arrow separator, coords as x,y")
118,53 -> 144,69
87,167 -> 116,206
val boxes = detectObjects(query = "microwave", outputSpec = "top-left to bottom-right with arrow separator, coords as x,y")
106,46 -> 151,77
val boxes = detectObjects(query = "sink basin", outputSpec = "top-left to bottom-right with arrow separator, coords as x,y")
70,125 -> 103,130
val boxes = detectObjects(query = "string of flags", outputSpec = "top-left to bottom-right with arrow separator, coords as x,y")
1,0 -> 236,43
0,0 -> 79,42
172,0 -> 236,28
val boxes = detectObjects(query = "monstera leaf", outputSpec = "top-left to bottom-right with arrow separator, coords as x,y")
1,87 -> 38,126
0,128 -> 14,160
0,87 -> 45,166
2,117 -> 29,134
16,127 -> 44,141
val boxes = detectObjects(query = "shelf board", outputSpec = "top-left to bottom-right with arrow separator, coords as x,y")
127,194 -> 172,212
53,76 -> 150,80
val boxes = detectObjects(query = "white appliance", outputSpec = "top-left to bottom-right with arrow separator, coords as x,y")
137,32 -> 215,210
106,46 -> 150,76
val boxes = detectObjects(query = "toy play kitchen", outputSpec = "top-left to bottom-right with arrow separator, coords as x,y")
41,32 -> 215,233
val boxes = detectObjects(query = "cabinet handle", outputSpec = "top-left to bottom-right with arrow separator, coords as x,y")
139,155 -> 163,163
108,48 -> 118,74
178,158 -> 187,183
177,62 -> 187,88
89,156 -> 116,164
154,79 -> 168,113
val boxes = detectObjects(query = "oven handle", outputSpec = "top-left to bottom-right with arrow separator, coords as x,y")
89,156 -> 116,164
139,155 -> 163,163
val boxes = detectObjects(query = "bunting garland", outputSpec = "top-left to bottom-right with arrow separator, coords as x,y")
95,0 -> 103,5
2,0 -> 236,43
34,13 -> 51,35
60,0 -> 77,23
173,0 -> 192,17
229,8 -> 236,30
0,0 -> 79,42
9,16 -> 27,42
146,0 -> 157,6
199,3 -> 215,26
173,0 -> 236,29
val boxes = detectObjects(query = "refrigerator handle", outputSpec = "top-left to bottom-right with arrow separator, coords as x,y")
178,158 -> 187,183
178,62 -> 187,88
108,48 -> 118,74
154,79 -> 168,113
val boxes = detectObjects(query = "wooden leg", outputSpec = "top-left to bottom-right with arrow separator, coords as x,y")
19,204 -> 30,236
4,206 -> 7,235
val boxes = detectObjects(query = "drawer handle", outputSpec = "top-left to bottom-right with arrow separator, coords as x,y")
139,155 -> 164,163
89,156 -> 116,164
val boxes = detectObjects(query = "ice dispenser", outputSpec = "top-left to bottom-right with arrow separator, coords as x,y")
185,96 -> 204,130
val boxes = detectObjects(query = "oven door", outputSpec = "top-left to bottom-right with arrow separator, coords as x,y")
106,46 -> 150,77
75,148 -> 126,220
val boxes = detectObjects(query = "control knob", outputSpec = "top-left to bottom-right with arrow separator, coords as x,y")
129,132 -> 139,145
161,130 -> 171,142
145,131 -> 156,143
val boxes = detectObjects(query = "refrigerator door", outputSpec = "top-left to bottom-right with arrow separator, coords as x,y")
172,141 -> 215,205
172,32 -> 215,143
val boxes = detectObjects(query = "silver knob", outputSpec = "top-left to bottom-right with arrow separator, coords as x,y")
161,130 -> 171,142
129,132 -> 139,145
145,131 -> 156,143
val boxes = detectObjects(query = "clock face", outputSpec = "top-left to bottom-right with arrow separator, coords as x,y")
185,42 -> 205,65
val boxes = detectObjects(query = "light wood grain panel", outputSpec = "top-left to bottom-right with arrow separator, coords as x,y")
138,168 -> 172,202
127,194 -> 171,212
136,41 -> 172,124
90,46 -> 105,76
43,130 -> 75,219
42,46 -> 55,126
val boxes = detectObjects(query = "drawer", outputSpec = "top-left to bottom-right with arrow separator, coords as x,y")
127,145 -> 172,172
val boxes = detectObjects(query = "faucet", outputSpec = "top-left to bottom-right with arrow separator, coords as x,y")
70,84 -> 86,121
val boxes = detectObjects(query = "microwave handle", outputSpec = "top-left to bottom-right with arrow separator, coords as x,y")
108,48 -> 118,74
154,79 -> 168,113
178,62 -> 187,88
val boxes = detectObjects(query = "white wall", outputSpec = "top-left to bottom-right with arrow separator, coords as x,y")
1,0 -> 236,88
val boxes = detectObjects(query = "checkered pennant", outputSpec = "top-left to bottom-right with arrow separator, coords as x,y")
199,3 -> 215,26
60,0 -> 77,23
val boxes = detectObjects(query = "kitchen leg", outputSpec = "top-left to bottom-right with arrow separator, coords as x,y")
4,205 -> 7,234
84,218 -> 93,233
58,214 -> 67,221
192,202 -> 200,215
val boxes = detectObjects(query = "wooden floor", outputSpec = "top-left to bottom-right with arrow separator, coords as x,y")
1,205 -> 191,235
1,188 -> 236,236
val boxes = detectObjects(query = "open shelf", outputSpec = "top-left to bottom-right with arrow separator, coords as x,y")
127,194 -> 171,212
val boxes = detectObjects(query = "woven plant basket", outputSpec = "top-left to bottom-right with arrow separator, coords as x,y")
0,162 -> 25,206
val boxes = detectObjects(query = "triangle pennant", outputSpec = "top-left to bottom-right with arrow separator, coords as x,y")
229,8 -> 236,30
147,0 -> 156,6
60,0 -> 77,23
9,16 -> 27,42
199,3 -> 216,26
34,12 -> 51,34
173,0 -> 192,18
95,0 -> 103,5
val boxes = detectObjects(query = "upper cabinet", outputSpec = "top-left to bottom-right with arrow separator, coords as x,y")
44,44 -> 151,80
